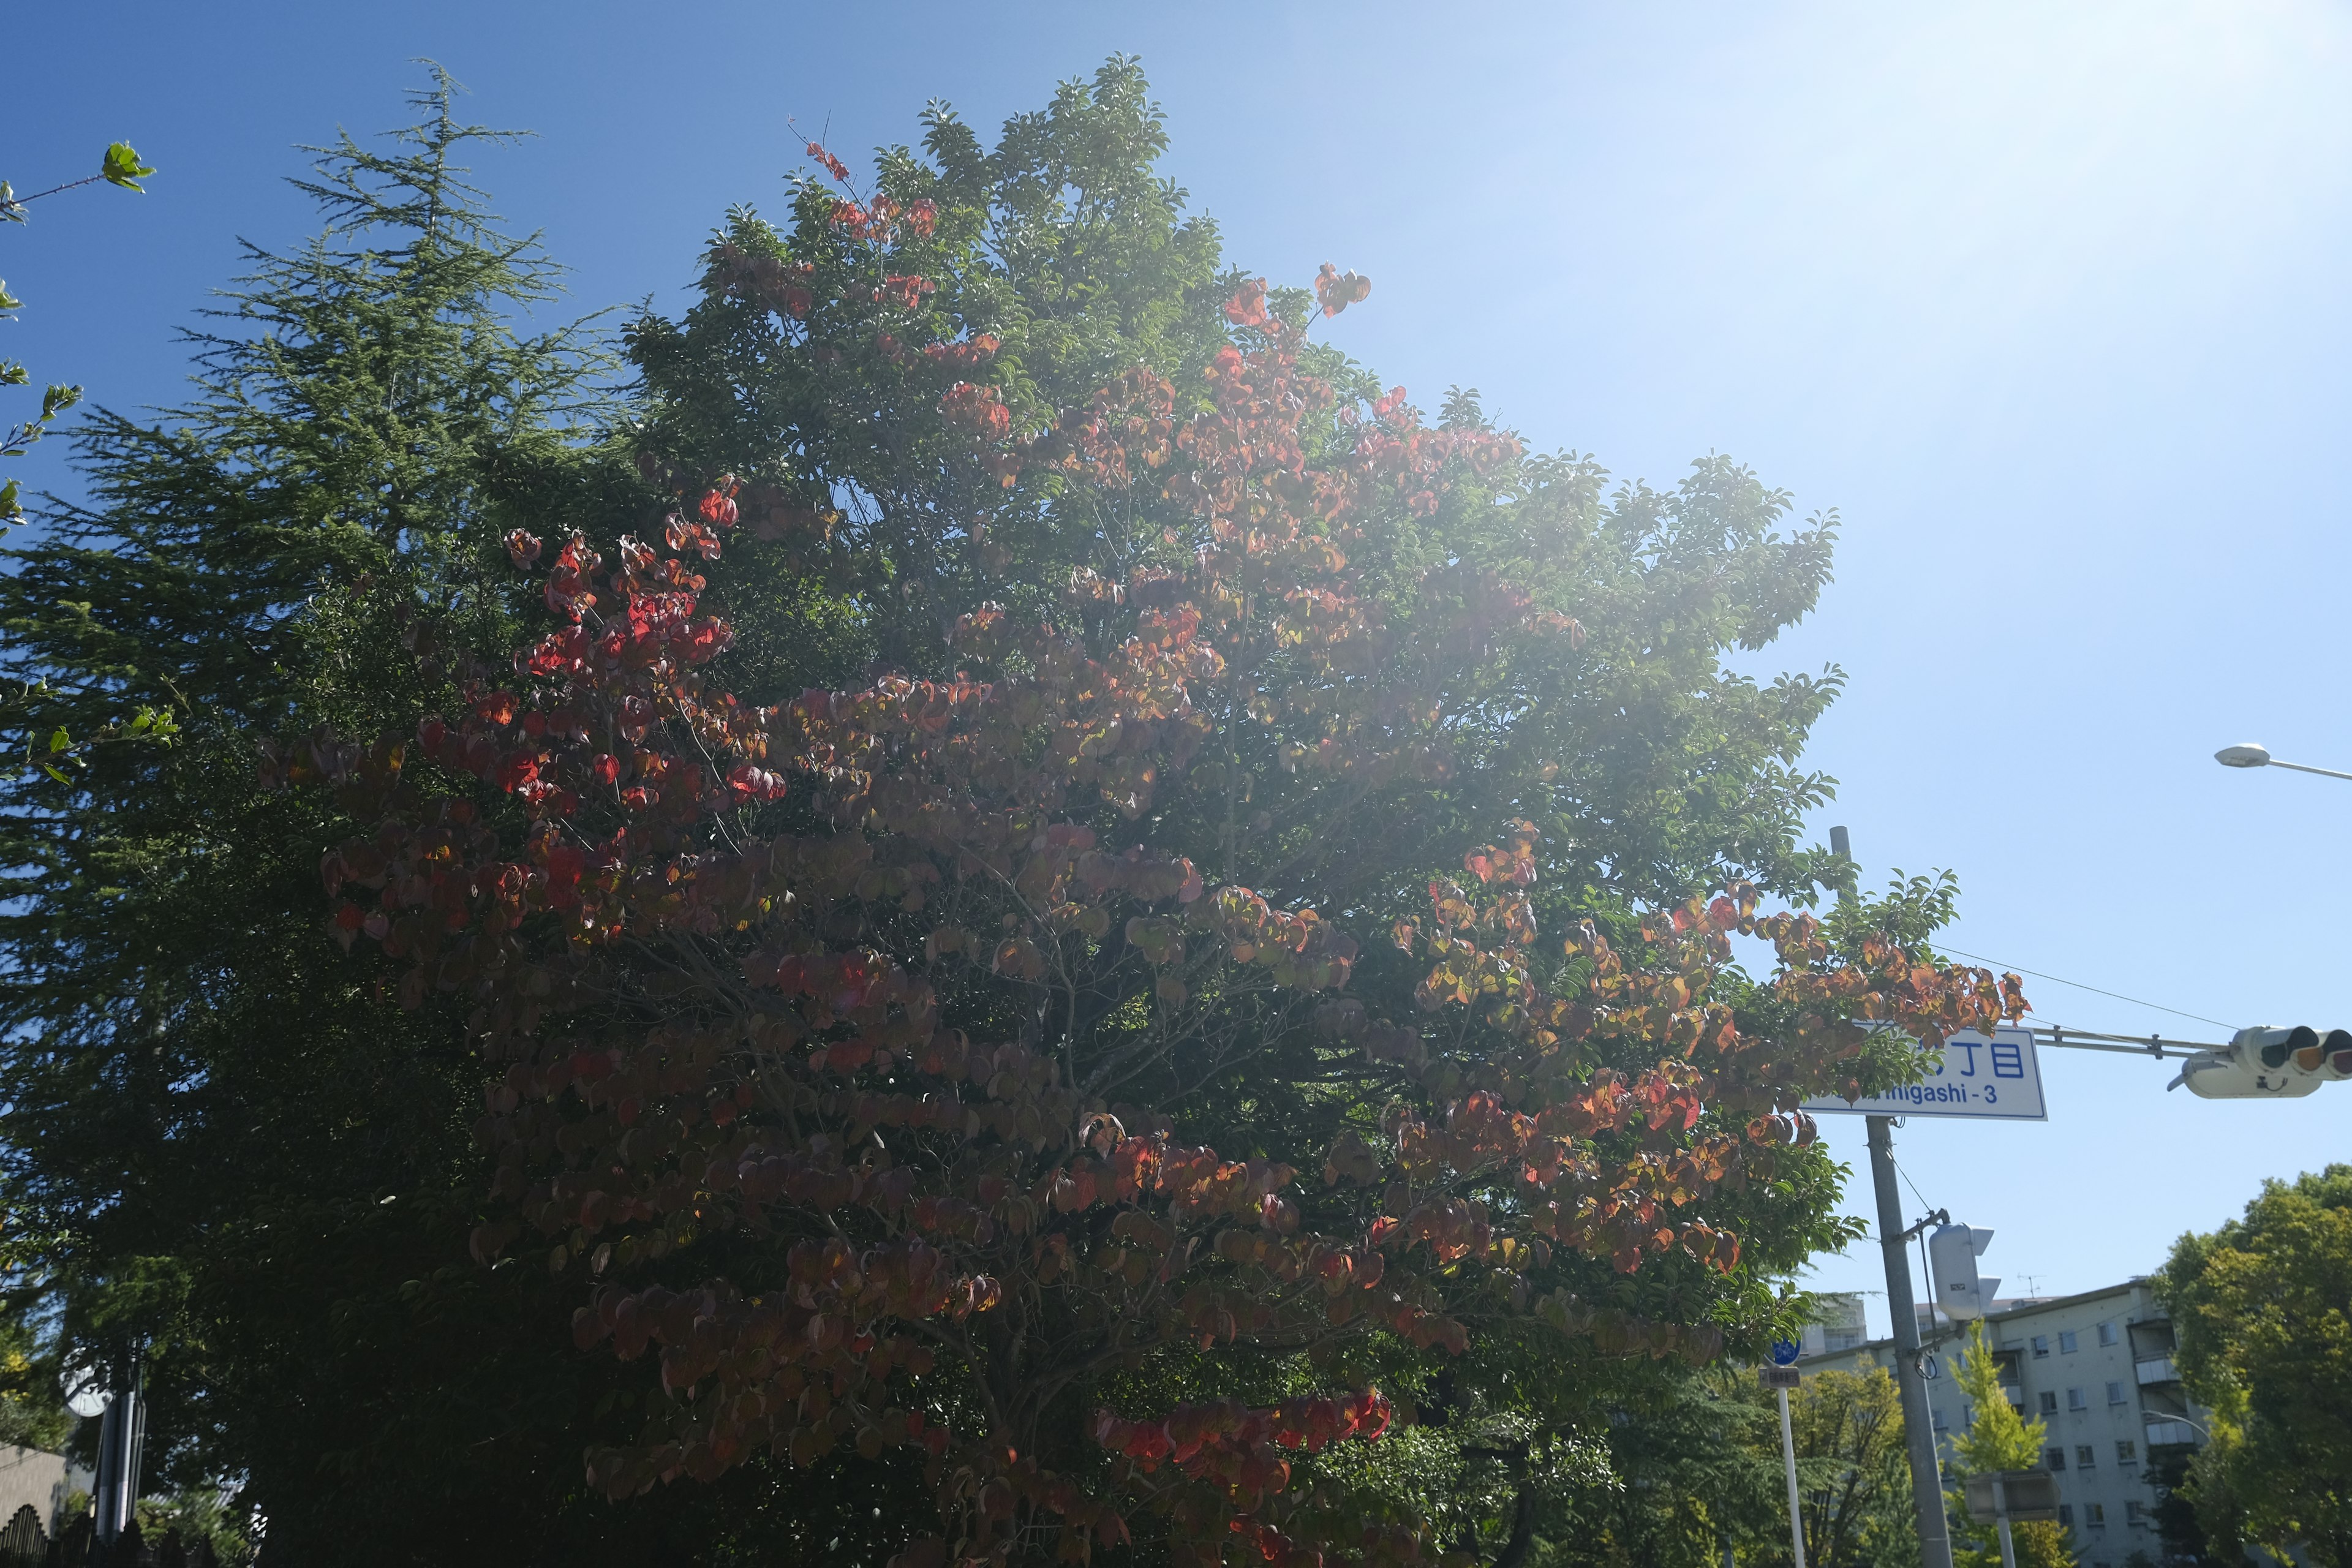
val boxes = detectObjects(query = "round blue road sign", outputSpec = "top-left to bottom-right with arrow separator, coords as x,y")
1771,1339 -> 1801,1366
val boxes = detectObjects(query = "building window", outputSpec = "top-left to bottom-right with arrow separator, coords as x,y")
2106,1381 -> 2127,1404
1933,1405 -> 1948,1431
2087,1504 -> 2107,1528
2068,1387 -> 2088,1411
2040,1391 -> 2059,1415
2075,1444 -> 2096,1469
2116,1439 -> 2136,1463
2097,1322 -> 2118,1347
2126,1502 -> 2146,1526
2059,1505 -> 2074,1526
2046,1447 -> 2066,1471
2059,1330 -> 2079,1354
2032,1335 -> 2050,1358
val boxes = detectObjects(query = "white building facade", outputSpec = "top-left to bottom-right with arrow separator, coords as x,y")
0,1440 -> 89,1534
1798,1278 -> 2203,1568
1797,1291 -> 1871,1358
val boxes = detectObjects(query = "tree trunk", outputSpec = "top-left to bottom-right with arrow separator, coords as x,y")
1491,1480 -> 1537,1568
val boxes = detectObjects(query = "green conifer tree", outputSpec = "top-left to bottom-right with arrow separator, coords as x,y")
1947,1322 -> 2076,1568
0,71 -> 752,1562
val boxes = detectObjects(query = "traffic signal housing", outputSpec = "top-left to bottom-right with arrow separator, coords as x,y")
1928,1224 -> 2000,1322
2303,1028 -> 2352,1083
2173,1026 -> 2346,1099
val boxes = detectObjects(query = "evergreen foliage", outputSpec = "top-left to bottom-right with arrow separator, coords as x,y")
1779,1368 -> 1918,1568
1470,1359 -> 1918,1568
1946,1322 -> 2075,1568
0,71 -> 718,1561
2160,1164 -> 2352,1568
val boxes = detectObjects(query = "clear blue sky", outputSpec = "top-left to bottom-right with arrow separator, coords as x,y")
10,1 -> 2350,1334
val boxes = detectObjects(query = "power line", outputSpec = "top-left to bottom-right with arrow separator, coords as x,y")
1936,945 -> 2232,1029
1896,1158 -> 1935,1218
1857,1158 -> 1941,1245
1893,1156 -> 1943,1332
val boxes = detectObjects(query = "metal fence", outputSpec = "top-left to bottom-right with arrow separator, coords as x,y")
0,1506 -> 221,1568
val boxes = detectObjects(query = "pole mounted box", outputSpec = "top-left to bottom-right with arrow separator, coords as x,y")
1964,1471 -> 2061,1523
1928,1224 -> 1999,1321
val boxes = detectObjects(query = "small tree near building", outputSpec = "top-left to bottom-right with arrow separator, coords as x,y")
1947,1321 -> 2076,1568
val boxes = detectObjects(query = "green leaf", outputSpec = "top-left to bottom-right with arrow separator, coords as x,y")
39,385 -> 82,420
0,479 -> 20,521
101,143 -> 154,193
40,764 -> 68,785
48,728 -> 70,754
0,363 -> 26,388
0,281 -> 20,312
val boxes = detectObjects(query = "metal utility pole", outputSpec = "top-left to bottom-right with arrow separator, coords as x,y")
1830,825 -> 1954,1568
1777,1381 -> 1808,1568
92,1354 -> 144,1545
1990,1475 -> 2019,1568
1871,1116 -> 1953,1568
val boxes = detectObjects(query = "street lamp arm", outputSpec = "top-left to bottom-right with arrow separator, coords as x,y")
2260,758 -> 2352,782
2139,1410 -> 2211,1439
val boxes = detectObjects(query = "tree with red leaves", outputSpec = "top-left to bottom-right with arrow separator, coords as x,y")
288,231 -> 2026,1564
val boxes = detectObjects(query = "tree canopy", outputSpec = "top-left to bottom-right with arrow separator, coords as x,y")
2159,1164 -> 2352,1568
298,70 -> 2021,1564
0,62 -> 2021,1566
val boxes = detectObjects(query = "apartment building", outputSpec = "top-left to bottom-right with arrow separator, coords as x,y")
1797,1291 -> 1871,1358
1798,1278 -> 2203,1568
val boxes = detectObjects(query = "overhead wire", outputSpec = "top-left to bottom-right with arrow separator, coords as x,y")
1820,908 -> 2220,1341
1934,944 -> 2232,1029
1894,1157 -> 1943,1336
1896,1158 -> 1935,1218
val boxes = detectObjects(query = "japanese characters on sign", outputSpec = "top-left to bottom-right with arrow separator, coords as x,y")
1800,1026 -> 2048,1121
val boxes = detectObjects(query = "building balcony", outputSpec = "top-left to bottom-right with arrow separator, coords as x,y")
2135,1357 -> 2179,1385
2144,1419 -> 2201,1448
2125,1318 -> 2177,1363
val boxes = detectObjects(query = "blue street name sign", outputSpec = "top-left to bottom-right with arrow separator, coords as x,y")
1800,1027 -> 2048,1121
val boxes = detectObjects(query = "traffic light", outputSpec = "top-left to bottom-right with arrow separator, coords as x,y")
2304,1028 -> 2352,1083
1928,1224 -> 2000,1321
2172,1026 -> 2346,1099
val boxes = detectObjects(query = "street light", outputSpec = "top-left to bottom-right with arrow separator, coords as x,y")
2214,742 -> 2352,782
